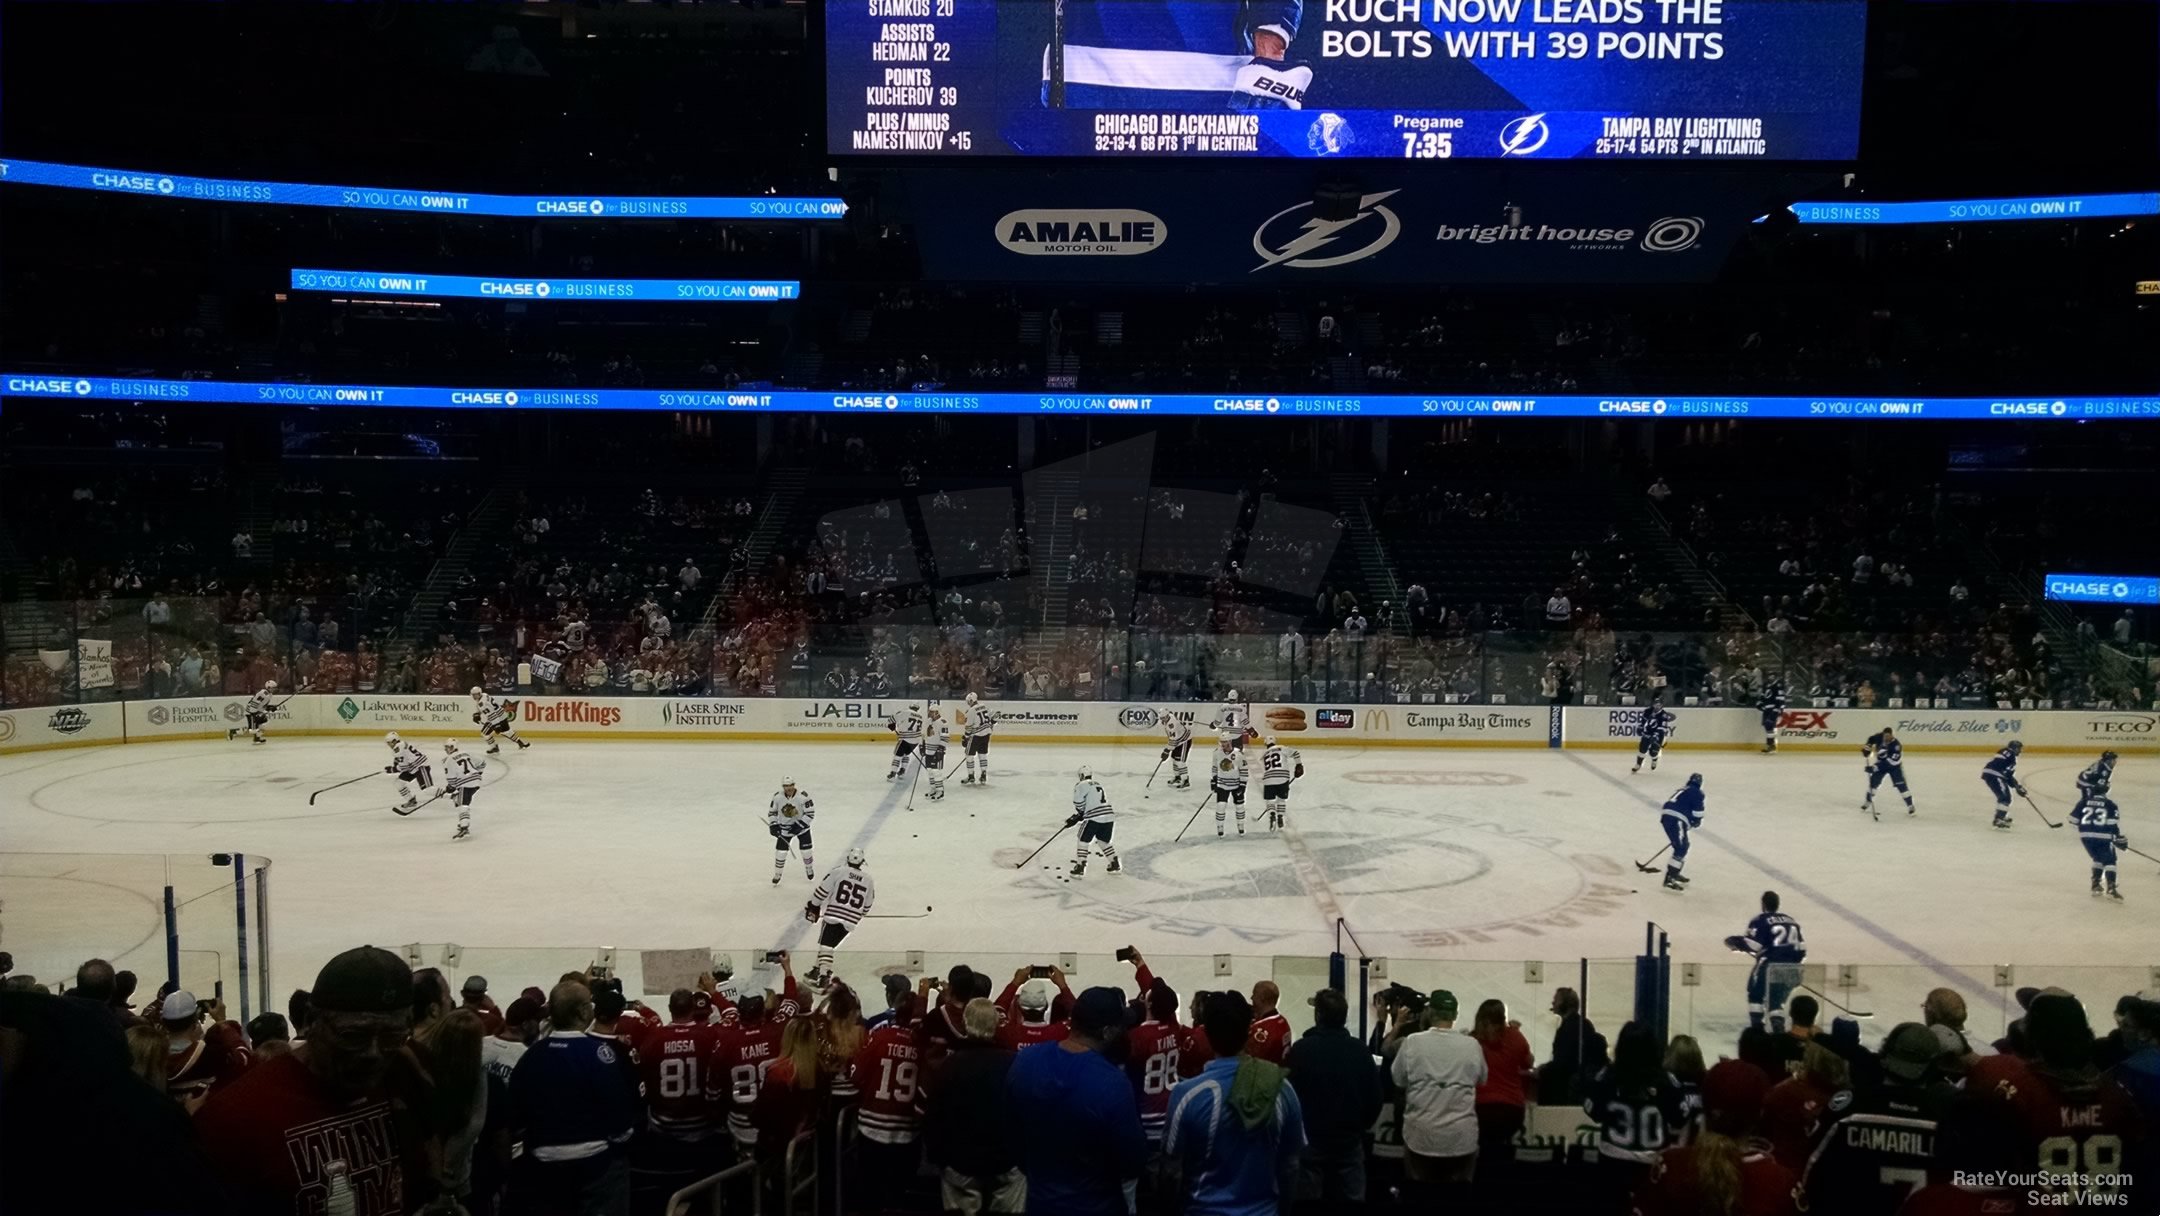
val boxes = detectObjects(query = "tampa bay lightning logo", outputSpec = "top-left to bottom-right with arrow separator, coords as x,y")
1499,113 -> 1551,157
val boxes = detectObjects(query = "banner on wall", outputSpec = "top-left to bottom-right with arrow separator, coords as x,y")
0,702 -> 126,751
132,695 -> 304,739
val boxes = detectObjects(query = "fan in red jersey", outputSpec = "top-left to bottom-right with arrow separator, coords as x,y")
995,966 -> 1074,1051
1631,1059 -> 1797,1216
1246,981 -> 1291,1065
1125,971 -> 1185,1150
852,992 -> 926,1203
711,957 -> 804,1152
1967,992 -> 2145,1212
631,989 -> 729,1192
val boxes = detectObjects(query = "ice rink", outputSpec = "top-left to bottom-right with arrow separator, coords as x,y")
3,736 -> 2150,1047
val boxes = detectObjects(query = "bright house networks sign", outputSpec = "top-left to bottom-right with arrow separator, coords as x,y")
2044,573 -> 2160,606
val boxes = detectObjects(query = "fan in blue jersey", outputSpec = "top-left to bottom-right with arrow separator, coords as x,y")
1723,891 -> 1806,1028
2071,793 -> 2125,902
1860,726 -> 1914,819
2077,750 -> 2118,798
1629,698 -> 1675,774
1042,0 -> 1310,113
1757,677 -> 1787,754
1979,740 -> 2028,831
1658,774 -> 1706,893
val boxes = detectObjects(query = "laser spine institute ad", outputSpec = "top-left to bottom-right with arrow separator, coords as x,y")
828,0 -> 1867,159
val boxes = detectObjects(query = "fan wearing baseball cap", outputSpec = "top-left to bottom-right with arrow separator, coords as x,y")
1631,1059 -> 1794,1216
1794,1023 -> 1955,1213
195,946 -> 418,1215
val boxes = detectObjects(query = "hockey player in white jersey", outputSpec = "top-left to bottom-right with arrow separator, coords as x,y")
1161,711 -> 1194,789
470,686 -> 529,754
1210,692 -> 1253,748
958,692 -> 996,787
1259,736 -> 1304,831
885,704 -> 925,781
384,732 -> 435,815
768,778 -> 816,885
443,740 -> 485,840
921,707 -> 953,801
804,847 -> 875,988
1066,765 -> 1122,878
227,681 -> 281,744
1042,0 -> 1310,114
1210,735 -> 1249,836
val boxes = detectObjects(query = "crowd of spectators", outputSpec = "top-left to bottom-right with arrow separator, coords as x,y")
8,942 -> 2157,1216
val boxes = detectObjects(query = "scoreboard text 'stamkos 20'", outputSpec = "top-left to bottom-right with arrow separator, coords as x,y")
827,0 -> 1867,159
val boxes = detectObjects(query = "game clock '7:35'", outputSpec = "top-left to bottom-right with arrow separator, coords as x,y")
1401,132 -> 1454,159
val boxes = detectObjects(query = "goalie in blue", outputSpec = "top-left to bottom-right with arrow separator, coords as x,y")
1042,0 -> 1310,112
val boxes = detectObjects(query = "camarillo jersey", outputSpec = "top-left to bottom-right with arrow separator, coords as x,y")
769,789 -> 815,832
1073,779 -> 1114,822
1260,744 -> 1301,783
444,752 -> 486,792
811,864 -> 877,926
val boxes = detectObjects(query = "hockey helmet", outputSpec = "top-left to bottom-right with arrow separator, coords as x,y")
781,776 -> 797,790
1076,765 -> 1092,780
1224,690 -> 1240,703
711,952 -> 736,980
444,740 -> 460,754
264,680 -> 278,692
907,703 -> 922,713
1264,735 -> 1278,746
2102,750 -> 2118,763
471,686 -> 485,699
845,847 -> 867,868
385,731 -> 401,745
966,692 -> 978,705
1687,773 -> 1704,788
2006,740 -> 2023,753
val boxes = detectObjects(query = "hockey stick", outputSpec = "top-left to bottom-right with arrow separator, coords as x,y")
1048,0 -> 1066,109
1014,824 -> 1072,870
309,770 -> 383,805
1173,789 -> 1212,843
2120,843 -> 2160,867
1143,752 -> 1167,792
867,908 -> 934,919
2017,791 -> 2064,829
1633,843 -> 1672,874
392,788 -> 447,818
1797,983 -> 1874,1020
904,750 -> 927,812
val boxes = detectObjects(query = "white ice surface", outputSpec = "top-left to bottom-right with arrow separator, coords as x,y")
2,739 -> 2149,1047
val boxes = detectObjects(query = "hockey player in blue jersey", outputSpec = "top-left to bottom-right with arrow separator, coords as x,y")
1042,0 -> 1310,113
1861,726 -> 1914,819
2077,750 -> 2118,798
1979,740 -> 2028,830
1659,774 -> 1706,893
1629,698 -> 1674,774
1725,891 -> 1806,1028
1757,677 -> 1787,753
2071,792 -> 2126,902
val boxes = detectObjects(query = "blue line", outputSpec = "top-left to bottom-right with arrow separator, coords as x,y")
1561,753 -> 1994,1003
774,758 -> 916,952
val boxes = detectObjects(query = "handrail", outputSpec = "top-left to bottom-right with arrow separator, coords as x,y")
782,1128 -> 818,1216
664,1158 -> 759,1216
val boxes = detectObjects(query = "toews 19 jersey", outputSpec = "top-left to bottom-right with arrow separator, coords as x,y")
1126,1019 -> 1183,1142
851,1024 -> 923,1145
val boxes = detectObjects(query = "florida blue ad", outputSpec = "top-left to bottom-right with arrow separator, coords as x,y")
827,0 -> 1867,159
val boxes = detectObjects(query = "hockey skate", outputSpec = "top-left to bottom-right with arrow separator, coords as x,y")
1105,857 -> 1122,874
515,738 -> 530,750
251,736 -> 266,746
2092,880 -> 2106,899
226,728 -> 239,741
1993,814 -> 2013,830
1650,757 -> 1659,771
452,822 -> 469,841
1663,875 -> 1686,891
928,786 -> 945,802
486,745 -> 501,755
1069,860 -> 1087,878
771,872 -> 782,886
1865,798 -> 1878,821
2106,884 -> 2123,903
961,774 -> 976,785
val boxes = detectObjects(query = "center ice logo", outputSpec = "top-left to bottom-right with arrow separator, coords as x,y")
337,697 -> 361,723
